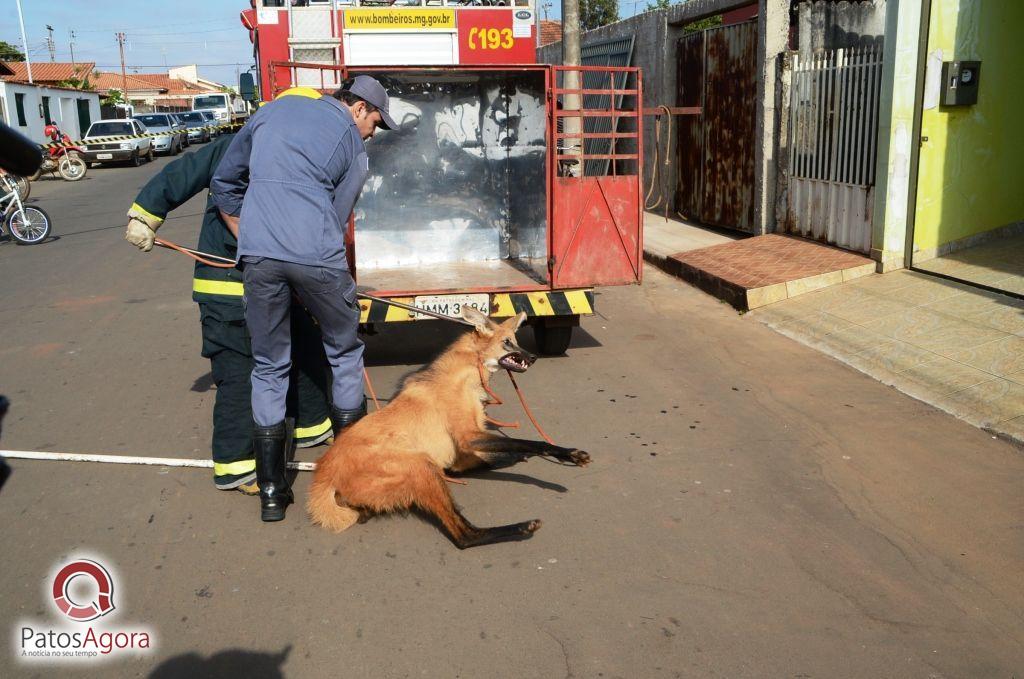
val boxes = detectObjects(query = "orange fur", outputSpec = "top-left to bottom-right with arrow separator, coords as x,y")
307,310 -> 561,548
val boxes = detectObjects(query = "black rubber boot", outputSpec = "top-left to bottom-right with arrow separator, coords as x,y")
330,398 -> 367,438
254,421 -> 292,522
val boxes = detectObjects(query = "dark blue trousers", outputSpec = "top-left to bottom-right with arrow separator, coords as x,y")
242,257 -> 365,427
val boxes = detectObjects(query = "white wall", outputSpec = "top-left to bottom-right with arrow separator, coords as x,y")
0,82 -> 102,144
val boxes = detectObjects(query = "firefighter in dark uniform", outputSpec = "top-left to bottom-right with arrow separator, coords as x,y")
124,92 -> 333,493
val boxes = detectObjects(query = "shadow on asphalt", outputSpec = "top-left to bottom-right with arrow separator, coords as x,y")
148,645 -> 291,679
191,372 -> 215,393
455,468 -> 568,493
0,234 -> 61,247
363,320 -> 602,368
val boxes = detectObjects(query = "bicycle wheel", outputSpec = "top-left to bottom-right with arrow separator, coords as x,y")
13,175 -> 30,202
7,206 -> 51,244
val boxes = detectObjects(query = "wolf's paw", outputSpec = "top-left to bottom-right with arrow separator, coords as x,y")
568,449 -> 591,466
520,519 -> 542,534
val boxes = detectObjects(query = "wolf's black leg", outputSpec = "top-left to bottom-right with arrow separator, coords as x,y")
454,516 -> 542,549
469,436 -> 591,466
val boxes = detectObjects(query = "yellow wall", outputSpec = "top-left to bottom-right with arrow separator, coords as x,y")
913,0 -> 1024,251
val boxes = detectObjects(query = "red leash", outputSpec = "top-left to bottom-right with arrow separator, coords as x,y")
477,362 -> 556,445
155,237 -> 236,268
505,370 -> 556,446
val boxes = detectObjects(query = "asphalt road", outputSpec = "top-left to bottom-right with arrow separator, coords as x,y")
1,155 -> 1023,678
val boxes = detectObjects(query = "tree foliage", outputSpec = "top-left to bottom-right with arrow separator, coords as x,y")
102,89 -> 126,107
56,66 -> 93,91
683,15 -> 723,33
645,0 -> 672,12
56,76 -> 93,90
0,39 -> 26,62
580,0 -> 618,31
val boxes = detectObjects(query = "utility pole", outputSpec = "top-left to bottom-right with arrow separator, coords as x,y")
69,29 -> 77,70
15,0 -> 33,84
46,25 -> 56,61
561,0 -> 582,176
116,32 -> 129,119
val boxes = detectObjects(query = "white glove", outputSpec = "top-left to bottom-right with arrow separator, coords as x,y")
125,218 -> 157,252
125,203 -> 164,253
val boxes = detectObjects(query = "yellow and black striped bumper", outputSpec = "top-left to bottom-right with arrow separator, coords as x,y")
358,289 -> 594,323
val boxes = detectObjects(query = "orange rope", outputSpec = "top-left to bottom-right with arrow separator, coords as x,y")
485,415 -> 520,429
363,368 -> 380,411
477,362 -> 503,406
154,238 -> 237,268
506,370 -> 557,446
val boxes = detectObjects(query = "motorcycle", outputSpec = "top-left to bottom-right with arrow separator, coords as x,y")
29,124 -> 87,182
0,171 -> 51,244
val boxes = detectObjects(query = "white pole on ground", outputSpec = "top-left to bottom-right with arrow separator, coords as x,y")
0,450 -> 317,472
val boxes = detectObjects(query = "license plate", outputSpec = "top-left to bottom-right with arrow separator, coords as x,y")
96,153 -> 112,160
413,294 -> 489,320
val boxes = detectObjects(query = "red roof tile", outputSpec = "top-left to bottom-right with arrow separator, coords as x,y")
0,61 -> 94,83
131,74 -> 216,95
91,71 -> 164,93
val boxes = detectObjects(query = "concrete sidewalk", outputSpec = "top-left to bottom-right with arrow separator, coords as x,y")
643,215 -> 1024,445
751,270 -> 1024,445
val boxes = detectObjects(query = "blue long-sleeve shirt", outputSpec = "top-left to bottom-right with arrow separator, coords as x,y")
210,94 -> 369,270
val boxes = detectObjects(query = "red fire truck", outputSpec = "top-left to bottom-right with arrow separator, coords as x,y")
240,0 -> 643,354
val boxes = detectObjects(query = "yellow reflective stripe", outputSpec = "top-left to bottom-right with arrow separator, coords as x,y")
491,293 -> 514,317
294,417 -> 331,440
385,297 -> 416,322
193,278 -> 244,296
213,459 -> 255,477
564,290 -> 592,314
358,299 -> 370,323
526,292 -> 555,316
129,202 -> 164,226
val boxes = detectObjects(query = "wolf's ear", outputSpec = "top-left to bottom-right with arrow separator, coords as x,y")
506,311 -> 527,330
462,306 -> 494,336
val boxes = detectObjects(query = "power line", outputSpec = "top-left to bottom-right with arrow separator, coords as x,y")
129,39 -> 245,47
121,27 -> 242,38
93,62 -> 254,69
75,20 -> 237,34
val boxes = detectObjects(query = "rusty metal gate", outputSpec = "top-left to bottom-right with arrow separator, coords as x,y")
784,46 -> 883,253
675,21 -> 758,233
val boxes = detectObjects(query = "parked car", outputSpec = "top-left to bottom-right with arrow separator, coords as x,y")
134,113 -> 187,155
177,111 -> 213,144
199,110 -> 220,136
81,120 -> 154,167
169,114 -> 191,148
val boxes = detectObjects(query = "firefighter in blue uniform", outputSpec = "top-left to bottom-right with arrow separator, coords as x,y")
124,89 -> 333,493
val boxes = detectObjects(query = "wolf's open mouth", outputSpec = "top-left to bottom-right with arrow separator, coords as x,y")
498,352 -> 532,373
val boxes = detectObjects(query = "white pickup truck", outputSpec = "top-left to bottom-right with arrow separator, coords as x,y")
190,93 -> 248,129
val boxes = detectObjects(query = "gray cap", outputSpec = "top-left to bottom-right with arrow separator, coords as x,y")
346,75 -> 397,131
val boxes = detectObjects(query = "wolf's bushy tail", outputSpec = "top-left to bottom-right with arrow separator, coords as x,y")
306,477 -> 360,533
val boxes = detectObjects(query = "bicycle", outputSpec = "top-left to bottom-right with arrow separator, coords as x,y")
0,168 -> 29,202
0,172 -> 51,244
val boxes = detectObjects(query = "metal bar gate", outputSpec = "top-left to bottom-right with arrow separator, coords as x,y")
785,45 -> 884,253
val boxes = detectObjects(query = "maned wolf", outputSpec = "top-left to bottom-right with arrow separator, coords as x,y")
308,307 -> 591,548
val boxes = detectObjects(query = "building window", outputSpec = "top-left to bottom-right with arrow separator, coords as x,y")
42,96 -> 52,125
15,92 -> 27,126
